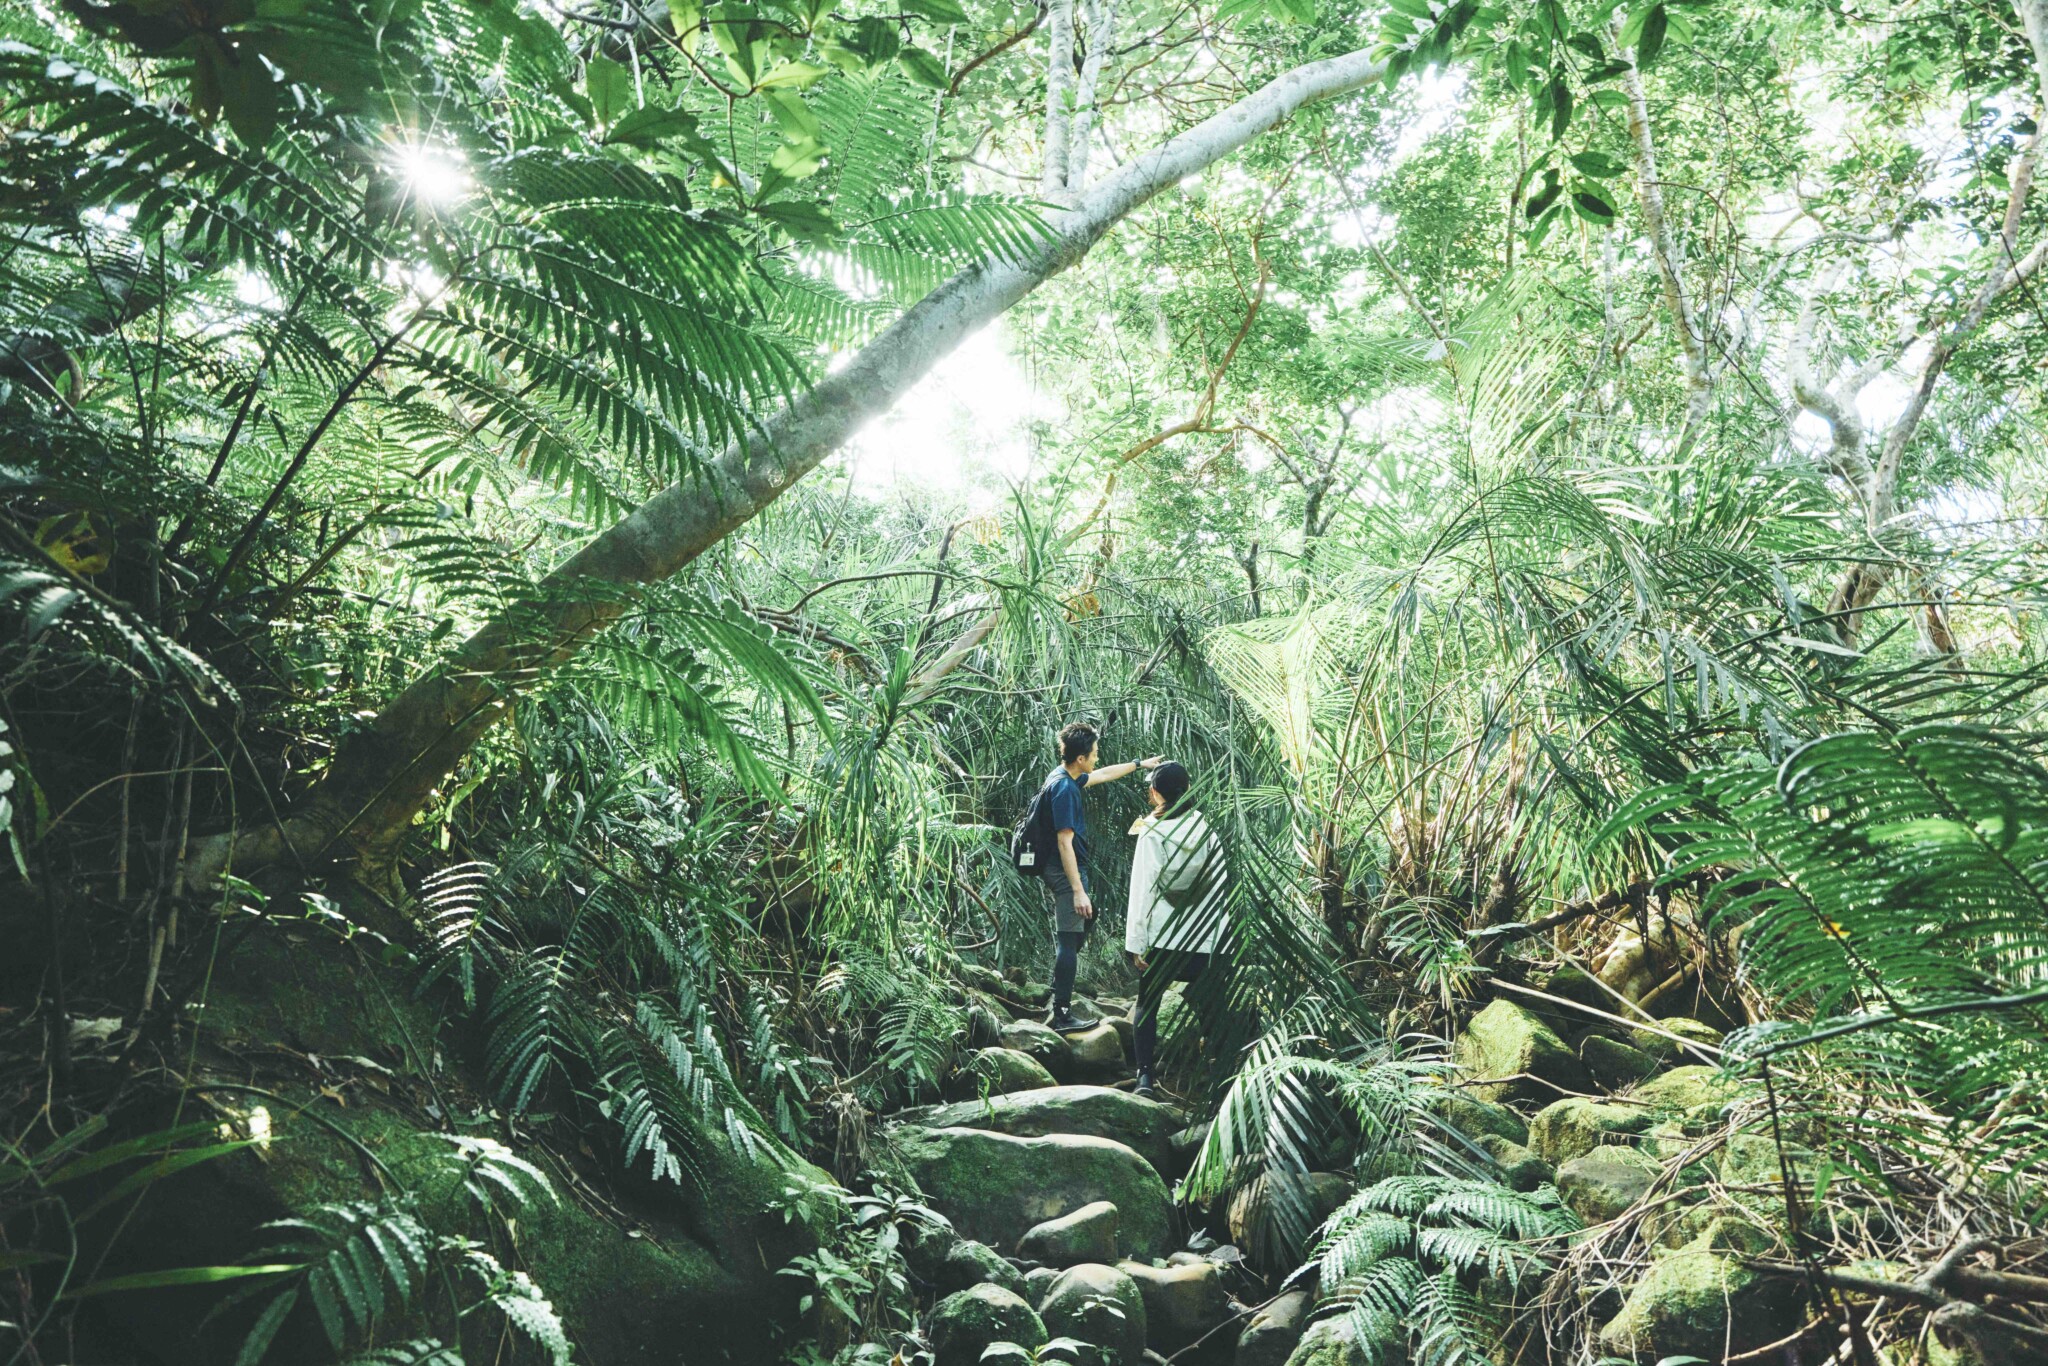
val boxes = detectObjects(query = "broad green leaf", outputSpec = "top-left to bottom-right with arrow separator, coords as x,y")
63,1263 -> 302,1299
1634,3 -> 1668,67
586,55 -> 635,126
604,104 -> 700,149
897,46 -> 949,89
1569,150 -> 1626,178
1547,76 -> 1573,139
757,58 -> 829,89
900,0 -> 969,24
1570,186 -> 1616,224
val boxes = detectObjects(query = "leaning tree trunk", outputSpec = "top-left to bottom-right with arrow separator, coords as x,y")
189,47 -> 1392,886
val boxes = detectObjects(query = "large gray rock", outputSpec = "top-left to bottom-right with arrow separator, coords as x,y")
1235,1290 -> 1309,1366
904,1086 -> 1185,1177
1555,1150 -> 1659,1224
1424,1090 -> 1530,1147
1474,1132 -> 1555,1193
1002,1019 -> 1077,1078
1227,1171 -> 1353,1264
947,1047 -> 1059,1101
1067,1023 -> 1128,1082
1283,1313 -> 1402,1366
1452,999 -> 1591,1105
928,1285 -> 1048,1366
894,1127 -> 1174,1257
1527,1097 -> 1655,1165
941,1239 -> 1029,1298
1596,1219 -> 1796,1361
1580,1035 -> 1658,1090
1628,1064 -> 1752,1115
1020,1201 -> 1120,1267
1116,1259 -> 1232,1352
1628,1017 -> 1724,1064
1039,1263 -> 1149,1366
1023,1265 -> 1062,1307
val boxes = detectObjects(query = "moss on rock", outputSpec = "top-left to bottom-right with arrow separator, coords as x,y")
946,1047 -> 1060,1100
1039,1263 -> 1148,1366
893,1127 -> 1173,1257
906,1086 -> 1183,1177
1527,1098 -> 1654,1165
928,1285 -> 1049,1366
1452,1000 -> 1590,1105
1596,1223 -> 1800,1361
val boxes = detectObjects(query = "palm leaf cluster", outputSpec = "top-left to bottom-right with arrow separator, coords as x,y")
1614,723 -> 2048,1213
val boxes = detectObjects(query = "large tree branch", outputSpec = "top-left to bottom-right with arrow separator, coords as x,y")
188,45 -> 1392,883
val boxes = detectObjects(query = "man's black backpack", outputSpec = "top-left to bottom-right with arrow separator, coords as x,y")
1009,777 -> 1058,878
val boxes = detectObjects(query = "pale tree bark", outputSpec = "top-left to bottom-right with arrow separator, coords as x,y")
1062,0 -> 1118,194
1826,0 -> 2047,645
1039,0 -> 1076,198
1616,21 -> 1712,459
190,47 -> 1392,883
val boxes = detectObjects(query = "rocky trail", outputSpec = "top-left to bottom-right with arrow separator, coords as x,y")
889,960 -> 1831,1366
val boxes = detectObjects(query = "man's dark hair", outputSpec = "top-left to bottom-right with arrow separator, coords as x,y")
1150,761 -> 1191,815
1059,721 -> 1099,764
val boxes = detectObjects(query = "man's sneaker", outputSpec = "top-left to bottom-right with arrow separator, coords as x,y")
1048,1007 -> 1096,1033
1134,1072 -> 1158,1100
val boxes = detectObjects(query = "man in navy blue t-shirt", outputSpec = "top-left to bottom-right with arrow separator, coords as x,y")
1041,721 -> 1162,1032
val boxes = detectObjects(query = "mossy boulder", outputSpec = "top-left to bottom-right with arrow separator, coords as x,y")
1527,1097 -> 1654,1165
1227,1171 -> 1354,1266
1580,1035 -> 1658,1090
1284,1312 -> 1402,1366
1539,963 -> 1610,1012
1596,1221 -> 1798,1361
1452,999 -> 1590,1105
1235,1289 -> 1308,1366
1002,1019 -> 1078,1077
944,1239 -> 1030,1297
1117,1259 -> 1232,1353
118,921 -> 830,1366
1067,1023 -> 1130,1083
893,1127 -> 1174,1257
947,1047 -> 1060,1100
1020,1201 -> 1121,1267
928,1285 -> 1049,1366
1039,1263 -> 1149,1366
1475,1133 -> 1556,1193
1629,1064 -> 1751,1115
1424,1090 -> 1530,1147
905,1086 -> 1184,1177
1629,1017 -> 1725,1064
1555,1149 -> 1661,1224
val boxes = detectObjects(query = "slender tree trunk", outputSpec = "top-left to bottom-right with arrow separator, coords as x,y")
1040,0 -> 1077,199
1063,0 -> 1118,193
188,46 -> 1393,885
1827,0 -> 2047,644
1617,23 -> 1712,458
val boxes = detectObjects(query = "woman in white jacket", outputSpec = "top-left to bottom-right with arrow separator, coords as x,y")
1124,762 -> 1228,1098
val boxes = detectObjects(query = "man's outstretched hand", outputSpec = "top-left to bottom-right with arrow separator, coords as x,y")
1139,755 -> 1167,770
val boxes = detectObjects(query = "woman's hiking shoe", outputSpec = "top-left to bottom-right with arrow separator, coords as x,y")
1048,1007 -> 1096,1033
1134,1072 -> 1158,1099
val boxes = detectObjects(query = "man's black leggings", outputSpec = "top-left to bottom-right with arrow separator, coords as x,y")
1051,930 -> 1086,1008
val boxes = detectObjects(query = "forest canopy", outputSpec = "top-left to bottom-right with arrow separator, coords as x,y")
3,0 -> 2047,1362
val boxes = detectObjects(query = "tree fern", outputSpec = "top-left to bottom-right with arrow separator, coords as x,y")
1608,723 -> 2048,1211
1311,1177 -> 1577,1366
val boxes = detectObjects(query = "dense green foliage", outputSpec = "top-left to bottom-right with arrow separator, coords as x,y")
4,0 -> 2047,1360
